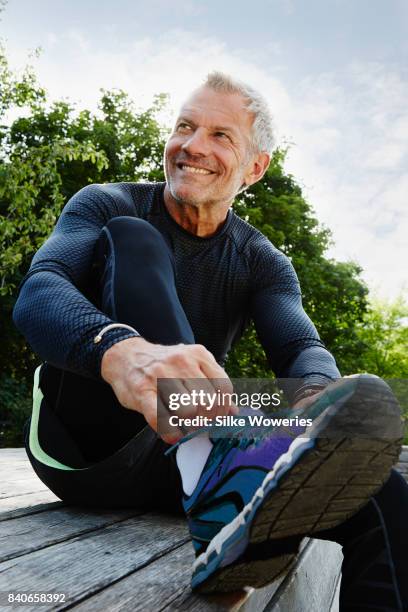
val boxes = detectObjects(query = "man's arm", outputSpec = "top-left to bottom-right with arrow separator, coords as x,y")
13,183 -> 140,379
249,245 -> 340,404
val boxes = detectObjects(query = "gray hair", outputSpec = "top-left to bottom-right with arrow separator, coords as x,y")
203,71 -> 276,155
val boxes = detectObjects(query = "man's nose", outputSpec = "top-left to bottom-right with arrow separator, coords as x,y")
181,127 -> 211,157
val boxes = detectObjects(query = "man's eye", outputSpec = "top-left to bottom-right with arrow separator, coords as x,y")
177,123 -> 191,131
215,131 -> 230,140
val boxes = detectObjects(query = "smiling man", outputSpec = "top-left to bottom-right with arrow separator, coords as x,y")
164,84 -> 269,228
13,72 -> 407,607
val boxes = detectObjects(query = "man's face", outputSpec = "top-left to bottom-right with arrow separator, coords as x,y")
164,86 -> 265,208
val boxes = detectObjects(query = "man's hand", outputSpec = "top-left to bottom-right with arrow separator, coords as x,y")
101,337 -> 236,443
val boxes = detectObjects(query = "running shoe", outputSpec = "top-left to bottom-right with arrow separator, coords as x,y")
176,375 -> 402,593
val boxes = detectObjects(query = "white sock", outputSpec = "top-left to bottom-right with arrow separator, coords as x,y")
176,434 -> 213,496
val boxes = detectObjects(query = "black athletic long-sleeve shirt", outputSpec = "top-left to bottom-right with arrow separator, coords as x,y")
13,181 -> 340,396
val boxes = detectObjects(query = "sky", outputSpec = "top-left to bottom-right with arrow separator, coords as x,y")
1,0 -> 407,299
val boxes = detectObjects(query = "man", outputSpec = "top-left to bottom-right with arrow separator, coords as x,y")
13,72 -> 407,608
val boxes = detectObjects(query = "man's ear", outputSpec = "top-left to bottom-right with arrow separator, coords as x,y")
244,152 -> 271,188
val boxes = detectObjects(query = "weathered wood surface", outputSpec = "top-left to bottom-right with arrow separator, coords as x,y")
0,447 -> 59,516
0,447 -> 406,611
0,506 -> 142,562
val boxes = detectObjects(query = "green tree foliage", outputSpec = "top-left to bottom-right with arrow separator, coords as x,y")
354,297 -> 408,378
0,45 -> 168,357
0,46 -> 167,443
353,297 -> 408,434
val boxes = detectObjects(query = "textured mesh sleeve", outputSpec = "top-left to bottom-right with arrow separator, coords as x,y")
12,184 -> 140,379
249,239 -> 340,398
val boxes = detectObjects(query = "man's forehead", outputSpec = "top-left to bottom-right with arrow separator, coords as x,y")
176,86 -> 252,129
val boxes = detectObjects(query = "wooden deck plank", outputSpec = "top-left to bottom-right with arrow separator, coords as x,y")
70,539 -> 292,612
69,539 -> 290,612
0,514 -> 189,611
0,448 -> 59,516
161,540 -> 312,612
0,500 -> 64,522
0,490 -> 60,514
0,484 -> 55,500
0,448 -> 31,458
0,449 -> 57,510
70,542 -> 199,612
0,507 -> 142,562
263,538 -> 342,612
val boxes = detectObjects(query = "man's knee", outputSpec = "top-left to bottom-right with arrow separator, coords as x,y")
105,216 -> 168,253
100,216 -> 174,286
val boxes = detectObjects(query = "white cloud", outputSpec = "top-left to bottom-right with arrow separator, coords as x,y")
277,0 -> 295,16
362,142 -> 406,170
278,62 -> 408,299
46,32 -> 58,47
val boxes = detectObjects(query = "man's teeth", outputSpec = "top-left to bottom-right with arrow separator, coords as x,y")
181,165 -> 212,175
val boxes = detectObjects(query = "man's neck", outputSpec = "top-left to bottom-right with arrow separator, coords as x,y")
163,185 -> 231,237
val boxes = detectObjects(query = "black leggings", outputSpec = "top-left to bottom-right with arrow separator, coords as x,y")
27,216 -> 408,610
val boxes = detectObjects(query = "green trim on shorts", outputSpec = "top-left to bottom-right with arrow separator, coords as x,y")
29,365 -> 76,471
